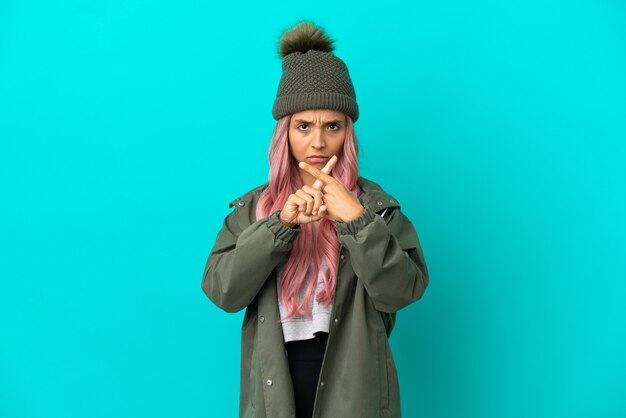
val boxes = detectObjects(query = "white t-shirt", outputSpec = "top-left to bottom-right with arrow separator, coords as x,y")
276,257 -> 333,343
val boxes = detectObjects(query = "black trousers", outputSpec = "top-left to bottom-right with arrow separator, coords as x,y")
285,332 -> 329,418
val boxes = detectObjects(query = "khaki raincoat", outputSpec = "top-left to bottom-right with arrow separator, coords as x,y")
201,176 -> 429,417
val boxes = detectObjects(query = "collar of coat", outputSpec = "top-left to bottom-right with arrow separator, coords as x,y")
228,176 -> 400,213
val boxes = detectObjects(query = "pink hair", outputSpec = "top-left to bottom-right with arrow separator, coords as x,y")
255,114 -> 360,319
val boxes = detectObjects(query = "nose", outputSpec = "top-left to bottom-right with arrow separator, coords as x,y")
310,128 -> 326,149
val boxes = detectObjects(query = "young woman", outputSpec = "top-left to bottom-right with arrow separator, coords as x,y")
202,21 -> 429,418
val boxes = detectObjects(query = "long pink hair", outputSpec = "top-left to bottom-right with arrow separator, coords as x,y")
255,114 -> 360,319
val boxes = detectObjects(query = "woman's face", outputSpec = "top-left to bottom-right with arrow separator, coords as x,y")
288,109 -> 346,185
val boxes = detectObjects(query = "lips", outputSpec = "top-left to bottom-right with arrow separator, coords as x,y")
307,155 -> 328,163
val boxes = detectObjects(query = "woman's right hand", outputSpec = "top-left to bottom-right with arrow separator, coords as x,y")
279,155 -> 337,228
279,185 -> 327,228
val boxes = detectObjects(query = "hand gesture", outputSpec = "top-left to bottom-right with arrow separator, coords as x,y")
298,157 -> 365,223
279,156 -> 338,228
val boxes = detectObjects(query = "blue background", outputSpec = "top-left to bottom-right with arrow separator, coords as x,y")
1,1 -> 625,417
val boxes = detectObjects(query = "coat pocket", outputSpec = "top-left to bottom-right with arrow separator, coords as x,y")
377,330 -> 390,410
248,338 -> 258,409
241,308 -> 257,410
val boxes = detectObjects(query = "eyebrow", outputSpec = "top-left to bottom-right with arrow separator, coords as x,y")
293,119 -> 343,125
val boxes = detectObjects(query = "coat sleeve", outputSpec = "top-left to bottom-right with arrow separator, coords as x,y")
201,209 -> 300,313
336,204 -> 429,313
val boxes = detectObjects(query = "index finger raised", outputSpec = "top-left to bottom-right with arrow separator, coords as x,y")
299,155 -> 338,190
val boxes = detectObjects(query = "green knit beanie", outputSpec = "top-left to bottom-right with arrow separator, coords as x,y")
272,21 -> 359,122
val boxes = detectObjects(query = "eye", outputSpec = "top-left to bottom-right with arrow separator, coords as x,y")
297,123 -> 308,130
328,123 -> 340,131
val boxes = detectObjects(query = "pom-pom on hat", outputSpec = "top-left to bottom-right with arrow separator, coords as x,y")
272,21 -> 359,122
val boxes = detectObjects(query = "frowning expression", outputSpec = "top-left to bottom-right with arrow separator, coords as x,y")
288,109 -> 346,174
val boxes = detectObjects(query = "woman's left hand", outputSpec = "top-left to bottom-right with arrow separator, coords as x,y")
298,160 -> 365,223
